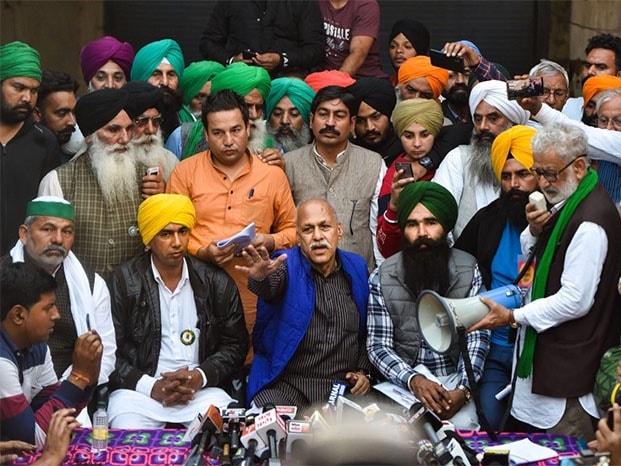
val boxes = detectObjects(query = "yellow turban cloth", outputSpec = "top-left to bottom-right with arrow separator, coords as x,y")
490,125 -> 537,182
137,194 -> 196,246
397,56 -> 449,99
391,98 -> 444,137
582,75 -> 621,105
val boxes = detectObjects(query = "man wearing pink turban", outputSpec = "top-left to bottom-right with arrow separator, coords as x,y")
80,36 -> 135,91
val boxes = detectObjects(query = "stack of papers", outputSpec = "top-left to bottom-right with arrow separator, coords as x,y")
216,222 -> 256,254
485,438 -> 558,464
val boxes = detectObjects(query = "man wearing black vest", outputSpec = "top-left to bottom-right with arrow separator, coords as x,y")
470,124 -> 621,440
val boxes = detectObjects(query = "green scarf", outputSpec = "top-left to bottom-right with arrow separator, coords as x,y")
517,168 -> 598,378
182,120 -> 205,160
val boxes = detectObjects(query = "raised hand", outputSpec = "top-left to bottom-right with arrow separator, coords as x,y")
235,245 -> 287,281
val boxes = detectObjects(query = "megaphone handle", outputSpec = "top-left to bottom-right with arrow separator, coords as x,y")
456,326 -> 497,440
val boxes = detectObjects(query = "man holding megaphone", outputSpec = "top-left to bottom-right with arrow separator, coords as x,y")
367,181 -> 490,430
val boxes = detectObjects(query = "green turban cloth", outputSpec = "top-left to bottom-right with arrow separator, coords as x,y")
180,60 -> 225,105
392,98 -> 444,138
397,181 -> 458,234
131,39 -> 185,82
0,41 -> 42,82
265,78 -> 315,124
210,62 -> 271,99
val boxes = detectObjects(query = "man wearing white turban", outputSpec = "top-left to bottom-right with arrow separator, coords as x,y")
433,80 -> 533,238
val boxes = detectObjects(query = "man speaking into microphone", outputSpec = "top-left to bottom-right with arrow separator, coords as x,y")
237,198 -> 373,412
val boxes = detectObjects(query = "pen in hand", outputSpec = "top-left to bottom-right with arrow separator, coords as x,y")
86,314 -> 91,332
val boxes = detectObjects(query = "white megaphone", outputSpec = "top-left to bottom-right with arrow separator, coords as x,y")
415,284 -> 522,354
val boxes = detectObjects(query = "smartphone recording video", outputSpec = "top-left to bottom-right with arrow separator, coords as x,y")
396,162 -> 414,179
506,77 -> 544,100
429,49 -> 465,74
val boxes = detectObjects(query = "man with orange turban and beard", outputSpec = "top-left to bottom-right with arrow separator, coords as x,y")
107,193 -> 248,428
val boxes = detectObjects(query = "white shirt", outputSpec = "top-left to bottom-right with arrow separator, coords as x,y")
511,221 -> 608,428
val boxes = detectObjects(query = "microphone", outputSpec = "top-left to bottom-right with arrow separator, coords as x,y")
284,420 -> 312,463
416,439 -> 440,466
222,405 -> 246,452
254,407 -> 287,463
240,423 -> 267,466
183,405 -> 224,466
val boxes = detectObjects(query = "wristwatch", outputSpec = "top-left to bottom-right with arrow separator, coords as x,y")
509,309 -> 520,329
457,384 -> 471,403
417,155 -> 434,170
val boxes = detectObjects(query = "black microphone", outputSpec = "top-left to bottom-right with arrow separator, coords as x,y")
416,439 -> 440,466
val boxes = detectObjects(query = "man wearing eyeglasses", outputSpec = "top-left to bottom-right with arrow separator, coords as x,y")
470,123 -> 621,440
38,88 -> 166,277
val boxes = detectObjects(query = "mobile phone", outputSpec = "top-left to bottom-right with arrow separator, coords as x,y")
528,191 -> 546,211
146,166 -> 159,176
506,76 -> 544,100
396,162 -> 414,179
429,49 -> 465,74
242,50 -> 257,60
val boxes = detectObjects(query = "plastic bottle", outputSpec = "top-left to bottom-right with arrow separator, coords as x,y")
91,400 -> 108,453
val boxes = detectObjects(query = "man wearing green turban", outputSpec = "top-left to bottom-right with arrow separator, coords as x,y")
0,41 -> 61,254
178,60 -> 225,122
265,77 -> 315,153
367,180 -> 490,430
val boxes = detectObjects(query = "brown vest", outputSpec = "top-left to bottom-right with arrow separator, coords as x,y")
532,184 -> 621,397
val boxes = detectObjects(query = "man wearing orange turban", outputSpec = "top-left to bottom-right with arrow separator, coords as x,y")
397,56 -> 449,101
582,75 -> 621,126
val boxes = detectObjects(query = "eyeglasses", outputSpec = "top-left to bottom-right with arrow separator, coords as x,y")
540,88 -> 569,100
134,115 -> 163,128
598,116 -> 621,130
530,155 -> 585,182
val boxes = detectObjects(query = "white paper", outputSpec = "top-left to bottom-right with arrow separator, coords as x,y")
485,438 -> 558,465
373,381 -> 419,409
216,222 -> 256,254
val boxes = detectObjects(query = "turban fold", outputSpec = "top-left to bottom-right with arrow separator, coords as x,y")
80,36 -> 135,84
131,39 -> 185,82
490,125 -> 537,182
583,75 -> 621,104
347,77 -> 396,117
458,40 -> 482,57
180,61 -> 225,104
304,70 -> 356,93
75,88 -> 133,136
469,80 -> 530,125
388,20 -> 430,56
124,81 -> 164,115
265,78 -> 316,124
397,56 -> 448,99
26,196 -> 74,221
137,194 -> 196,246
397,181 -> 458,234
0,41 -> 41,82
391,98 -> 444,137
210,62 -> 271,99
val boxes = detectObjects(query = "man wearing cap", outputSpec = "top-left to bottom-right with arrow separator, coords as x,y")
124,81 -> 178,181
38,88 -> 165,277
108,193 -> 248,428
433,80 -> 532,238
8,196 -> 116,388
285,85 -> 385,270
265,77 -> 315,153
0,41 -> 62,255
387,20 -> 430,86
131,39 -> 185,140
454,126 -> 539,430
367,181 -> 489,429
178,61 -> 225,123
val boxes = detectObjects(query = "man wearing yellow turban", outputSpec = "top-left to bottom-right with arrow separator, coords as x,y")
107,193 -> 248,428
454,125 -> 539,430
0,41 -> 61,254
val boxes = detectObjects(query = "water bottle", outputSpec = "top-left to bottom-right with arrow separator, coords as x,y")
91,400 -> 108,453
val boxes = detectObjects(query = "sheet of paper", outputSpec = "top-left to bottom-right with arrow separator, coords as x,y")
485,438 -> 558,465
216,222 -> 256,254
373,381 -> 419,409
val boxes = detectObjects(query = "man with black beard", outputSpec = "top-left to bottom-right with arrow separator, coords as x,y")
454,126 -> 538,430
0,41 -> 61,254
433,80 -> 531,238
38,88 -> 165,277
367,181 -> 490,430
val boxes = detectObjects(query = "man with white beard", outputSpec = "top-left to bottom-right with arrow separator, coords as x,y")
124,81 -> 178,180
433,80 -> 532,238
38,88 -> 166,277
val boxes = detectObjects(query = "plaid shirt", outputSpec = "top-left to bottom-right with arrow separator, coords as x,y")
367,263 -> 489,390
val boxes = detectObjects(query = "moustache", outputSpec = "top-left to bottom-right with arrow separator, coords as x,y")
319,126 -> 341,136
309,240 -> 331,250
363,130 -> 381,139
43,244 -> 68,255
277,125 -> 294,136
475,130 -> 496,141
410,237 -> 443,251
14,103 -> 33,112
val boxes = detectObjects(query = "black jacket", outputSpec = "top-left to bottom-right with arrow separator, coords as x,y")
199,0 -> 325,77
108,252 -> 248,392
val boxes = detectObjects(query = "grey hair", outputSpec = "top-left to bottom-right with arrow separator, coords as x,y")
529,59 -> 569,88
595,88 -> 621,114
23,216 -> 37,227
531,124 -> 588,163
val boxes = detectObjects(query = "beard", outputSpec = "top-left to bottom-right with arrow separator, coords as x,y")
132,129 -> 163,165
402,235 -> 451,297
468,129 -> 507,188
581,112 -> 598,127
266,120 -> 311,152
445,83 -> 469,107
248,119 -> 267,153
542,172 -> 580,205
88,133 -> 139,205
0,97 -> 33,124
498,188 -> 531,230
56,125 -> 76,145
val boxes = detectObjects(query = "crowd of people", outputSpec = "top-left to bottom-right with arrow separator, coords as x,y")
1,0 -> 621,461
